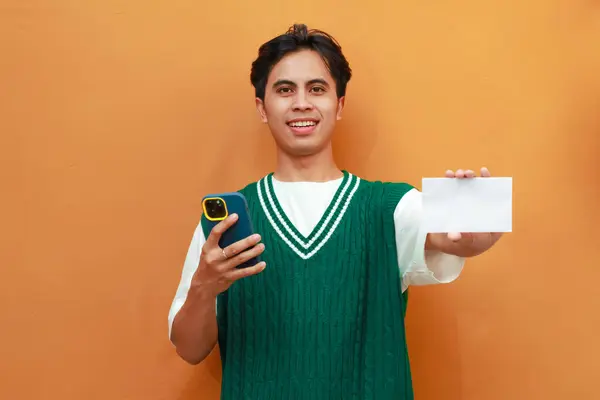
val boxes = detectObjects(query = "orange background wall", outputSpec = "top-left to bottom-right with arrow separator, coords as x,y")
2,1 -> 599,399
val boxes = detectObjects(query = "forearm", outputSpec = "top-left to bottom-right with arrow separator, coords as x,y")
170,284 -> 218,365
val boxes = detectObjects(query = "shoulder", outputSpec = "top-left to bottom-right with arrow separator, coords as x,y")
234,175 -> 270,206
353,174 -> 418,207
235,175 -> 267,195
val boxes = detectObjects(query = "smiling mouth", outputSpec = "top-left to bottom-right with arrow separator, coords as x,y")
287,120 -> 319,128
286,119 -> 320,136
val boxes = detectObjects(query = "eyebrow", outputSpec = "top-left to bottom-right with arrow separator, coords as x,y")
272,78 -> 330,88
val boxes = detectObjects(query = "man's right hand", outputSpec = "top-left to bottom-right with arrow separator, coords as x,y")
191,213 -> 266,297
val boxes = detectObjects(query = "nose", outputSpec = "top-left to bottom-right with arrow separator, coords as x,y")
291,90 -> 314,112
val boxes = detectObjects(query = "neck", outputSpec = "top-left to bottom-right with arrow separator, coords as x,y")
273,143 -> 342,182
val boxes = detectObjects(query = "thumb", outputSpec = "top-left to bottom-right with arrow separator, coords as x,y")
447,232 -> 462,242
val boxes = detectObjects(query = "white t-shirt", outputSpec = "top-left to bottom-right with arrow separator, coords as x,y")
168,176 -> 465,338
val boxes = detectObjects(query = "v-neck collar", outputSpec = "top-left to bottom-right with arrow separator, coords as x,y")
257,170 -> 361,260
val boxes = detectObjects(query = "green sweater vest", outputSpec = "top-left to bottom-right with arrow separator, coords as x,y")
216,172 -> 415,399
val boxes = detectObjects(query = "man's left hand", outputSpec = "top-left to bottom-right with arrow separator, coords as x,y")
425,167 -> 504,258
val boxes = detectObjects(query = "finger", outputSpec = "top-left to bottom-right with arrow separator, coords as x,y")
465,169 -> 475,178
447,232 -> 462,242
480,167 -> 491,177
222,233 -> 262,259
223,243 -> 266,270
455,169 -> 465,178
226,262 -> 266,285
224,261 -> 267,282
445,169 -> 455,178
490,232 -> 503,242
204,213 -> 239,248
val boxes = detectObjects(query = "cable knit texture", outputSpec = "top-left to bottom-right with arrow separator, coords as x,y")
216,172 -> 414,399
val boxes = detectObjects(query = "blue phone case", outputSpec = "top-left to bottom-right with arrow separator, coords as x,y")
200,192 -> 260,268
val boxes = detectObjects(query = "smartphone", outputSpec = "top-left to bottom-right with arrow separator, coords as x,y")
200,192 -> 260,268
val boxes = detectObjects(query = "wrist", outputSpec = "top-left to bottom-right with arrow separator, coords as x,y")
188,280 -> 219,303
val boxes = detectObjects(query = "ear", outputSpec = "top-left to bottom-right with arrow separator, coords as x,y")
336,96 -> 346,120
255,98 -> 268,123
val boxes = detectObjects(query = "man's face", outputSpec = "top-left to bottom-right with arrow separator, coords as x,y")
256,49 -> 345,157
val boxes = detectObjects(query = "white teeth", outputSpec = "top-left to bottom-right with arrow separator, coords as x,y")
289,121 -> 317,127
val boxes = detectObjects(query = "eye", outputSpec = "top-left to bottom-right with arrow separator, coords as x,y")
311,86 -> 326,93
276,87 -> 293,94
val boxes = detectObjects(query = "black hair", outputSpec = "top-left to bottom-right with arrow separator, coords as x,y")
250,23 -> 352,101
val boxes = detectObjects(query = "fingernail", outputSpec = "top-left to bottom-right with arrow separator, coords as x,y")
252,234 -> 261,241
230,213 -> 238,219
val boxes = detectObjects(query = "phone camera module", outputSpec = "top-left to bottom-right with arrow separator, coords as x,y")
205,199 -> 227,219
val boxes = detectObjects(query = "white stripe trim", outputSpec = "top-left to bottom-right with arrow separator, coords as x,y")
303,176 -> 360,259
257,179 -> 309,259
262,177 -> 308,248
257,174 -> 361,260
263,173 -> 355,249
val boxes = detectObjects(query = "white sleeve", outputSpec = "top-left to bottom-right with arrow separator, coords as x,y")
167,220 -> 207,342
394,188 -> 466,292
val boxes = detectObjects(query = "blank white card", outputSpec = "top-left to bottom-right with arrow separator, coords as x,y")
421,177 -> 513,233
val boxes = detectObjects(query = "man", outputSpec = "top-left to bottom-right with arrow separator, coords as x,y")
168,24 -> 502,399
